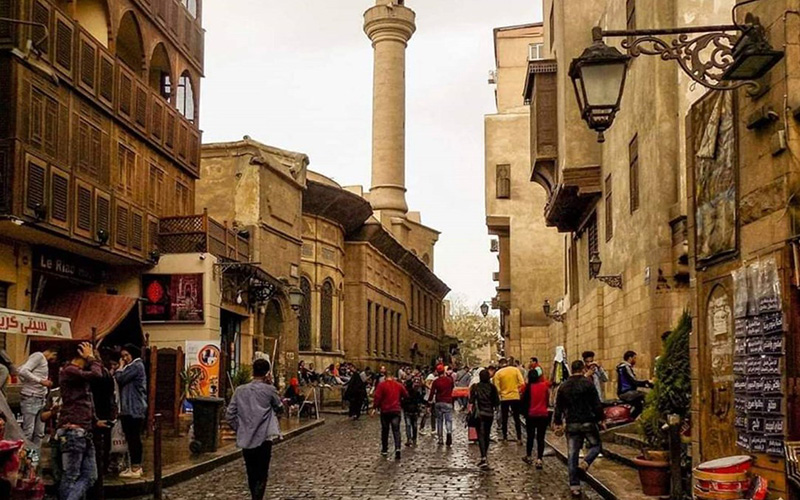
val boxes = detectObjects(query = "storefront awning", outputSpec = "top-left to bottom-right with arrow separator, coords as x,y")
37,292 -> 139,342
0,308 -> 72,339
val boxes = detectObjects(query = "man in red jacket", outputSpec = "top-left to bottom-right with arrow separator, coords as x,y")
428,364 -> 455,446
371,373 -> 408,460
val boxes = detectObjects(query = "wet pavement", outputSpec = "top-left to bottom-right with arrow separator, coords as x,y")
122,414 -> 604,499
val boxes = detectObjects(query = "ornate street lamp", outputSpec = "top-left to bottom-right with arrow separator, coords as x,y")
589,252 -> 623,289
571,13 -> 783,141
543,299 -> 565,323
569,27 -> 631,143
480,302 -> 490,318
288,286 -> 305,313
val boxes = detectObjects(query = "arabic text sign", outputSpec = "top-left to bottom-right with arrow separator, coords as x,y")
0,308 -> 72,338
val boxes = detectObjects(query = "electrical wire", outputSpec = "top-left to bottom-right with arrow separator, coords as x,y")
731,0 -> 763,28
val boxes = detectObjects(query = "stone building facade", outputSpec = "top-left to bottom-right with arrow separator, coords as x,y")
0,0 -> 207,358
484,23 -> 564,361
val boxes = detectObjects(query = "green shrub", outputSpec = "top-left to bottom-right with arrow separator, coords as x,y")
639,311 -> 692,450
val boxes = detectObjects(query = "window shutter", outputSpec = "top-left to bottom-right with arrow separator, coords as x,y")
99,55 -> 114,104
148,217 -> 159,251
152,101 -> 163,140
178,123 -> 187,159
76,184 -> 92,232
30,89 -> 44,148
44,97 -> 58,158
58,102 -> 70,163
135,85 -> 147,128
119,72 -> 133,116
55,18 -> 73,74
79,38 -> 96,91
116,203 -> 129,247
164,112 -> 175,149
32,1 -> 51,57
96,192 -> 110,240
50,169 -> 69,225
189,130 -> 199,169
131,211 -> 143,251
25,159 -> 46,213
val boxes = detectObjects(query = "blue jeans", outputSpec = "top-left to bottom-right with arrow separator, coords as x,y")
404,413 -> 418,442
435,402 -> 453,438
58,428 -> 98,500
567,423 -> 602,488
20,394 -> 46,447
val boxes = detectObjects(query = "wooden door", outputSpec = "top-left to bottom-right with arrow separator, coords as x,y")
699,281 -> 737,459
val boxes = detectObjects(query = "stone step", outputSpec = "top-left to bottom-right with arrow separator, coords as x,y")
614,431 -> 648,451
601,441 -> 641,470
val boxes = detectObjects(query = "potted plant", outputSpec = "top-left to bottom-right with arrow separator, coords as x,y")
634,311 -> 692,497
177,367 -> 204,435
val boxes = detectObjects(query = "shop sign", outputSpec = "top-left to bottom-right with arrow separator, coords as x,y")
0,308 -> 72,338
185,341 -> 221,398
33,248 -> 103,284
142,274 -> 204,323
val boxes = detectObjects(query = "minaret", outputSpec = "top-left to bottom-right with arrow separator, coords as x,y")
364,0 -> 416,219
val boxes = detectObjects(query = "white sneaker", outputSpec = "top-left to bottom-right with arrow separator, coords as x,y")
119,468 -> 143,479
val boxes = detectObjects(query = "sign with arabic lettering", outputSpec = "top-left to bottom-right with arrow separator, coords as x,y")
0,308 -> 72,338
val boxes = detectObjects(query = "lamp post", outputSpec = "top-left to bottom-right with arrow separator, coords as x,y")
589,252 -> 623,289
543,299 -> 565,323
480,301 -> 490,318
570,14 -> 783,141
288,286 -> 304,315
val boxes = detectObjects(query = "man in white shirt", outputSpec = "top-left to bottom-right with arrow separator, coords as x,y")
18,347 -> 59,446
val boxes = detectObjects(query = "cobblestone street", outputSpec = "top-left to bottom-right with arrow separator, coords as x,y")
129,416 -> 602,500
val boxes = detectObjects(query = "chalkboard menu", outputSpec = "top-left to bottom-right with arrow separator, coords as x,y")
732,257 -> 785,457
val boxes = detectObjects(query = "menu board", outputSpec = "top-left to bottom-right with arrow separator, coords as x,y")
732,257 -> 785,457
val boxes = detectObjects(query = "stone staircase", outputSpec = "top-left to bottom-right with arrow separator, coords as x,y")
601,424 -> 648,469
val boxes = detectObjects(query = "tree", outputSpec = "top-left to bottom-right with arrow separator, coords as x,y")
444,295 -> 501,367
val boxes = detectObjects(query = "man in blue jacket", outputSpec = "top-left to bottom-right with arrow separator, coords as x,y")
615,351 -> 653,419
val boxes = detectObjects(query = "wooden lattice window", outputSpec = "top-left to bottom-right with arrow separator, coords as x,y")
135,86 -> 147,127
496,164 -> 510,199
117,143 -> 136,197
32,1 -> 50,57
116,204 -> 129,247
119,73 -> 133,116
366,300 -> 372,354
77,118 -> 102,179
299,278 -> 312,351
55,19 -> 73,72
148,165 -> 164,212
587,213 -> 598,269
131,211 -> 143,250
320,281 -> 333,352
80,38 -> 96,90
76,184 -> 92,232
175,181 -> 190,215
99,56 -> 114,103
50,170 -> 69,223
96,192 -> 110,241
630,134 -> 639,212
25,160 -> 46,213
605,174 -> 613,242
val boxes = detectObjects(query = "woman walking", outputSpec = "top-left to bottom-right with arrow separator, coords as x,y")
520,366 -> 551,469
344,368 -> 368,420
114,344 -> 147,478
469,369 -> 500,470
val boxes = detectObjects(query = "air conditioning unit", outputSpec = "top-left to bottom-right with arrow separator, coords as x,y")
488,70 -> 497,84
490,239 -> 499,252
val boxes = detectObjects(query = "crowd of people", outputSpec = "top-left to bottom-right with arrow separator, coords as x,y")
0,342 -> 148,499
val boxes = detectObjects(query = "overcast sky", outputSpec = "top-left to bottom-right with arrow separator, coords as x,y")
200,1 -> 543,306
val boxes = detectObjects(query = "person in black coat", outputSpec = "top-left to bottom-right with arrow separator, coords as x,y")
469,369 -> 500,469
344,368 -> 367,420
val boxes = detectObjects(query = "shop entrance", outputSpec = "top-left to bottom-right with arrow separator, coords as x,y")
220,309 -> 242,400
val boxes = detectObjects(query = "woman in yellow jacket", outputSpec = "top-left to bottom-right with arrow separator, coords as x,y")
493,358 -> 525,442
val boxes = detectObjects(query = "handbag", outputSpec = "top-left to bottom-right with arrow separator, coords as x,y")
467,398 -> 480,428
110,420 -> 128,455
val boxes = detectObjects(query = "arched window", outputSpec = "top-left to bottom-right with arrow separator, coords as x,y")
149,43 -> 172,101
117,11 -> 145,75
176,71 -> 196,122
74,0 -> 110,47
298,278 -> 312,351
320,281 -> 333,352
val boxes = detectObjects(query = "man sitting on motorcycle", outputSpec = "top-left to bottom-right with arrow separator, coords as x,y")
615,351 -> 653,419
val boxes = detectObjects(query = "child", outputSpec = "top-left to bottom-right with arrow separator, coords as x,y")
401,378 -> 424,446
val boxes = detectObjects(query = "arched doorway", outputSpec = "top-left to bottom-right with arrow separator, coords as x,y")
149,43 -> 172,101
256,299 -> 283,367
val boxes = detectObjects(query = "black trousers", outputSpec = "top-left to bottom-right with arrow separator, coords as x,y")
525,415 -> 549,459
243,440 -> 273,500
349,396 -> 365,418
120,415 -> 145,466
380,413 -> 402,452
500,400 -> 522,440
477,415 -> 494,458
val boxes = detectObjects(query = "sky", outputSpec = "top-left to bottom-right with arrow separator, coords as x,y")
200,1 -> 543,306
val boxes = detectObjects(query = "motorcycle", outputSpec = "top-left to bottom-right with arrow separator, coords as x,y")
602,399 -> 634,428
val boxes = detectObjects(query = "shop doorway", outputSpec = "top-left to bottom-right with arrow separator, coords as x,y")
220,310 -> 242,400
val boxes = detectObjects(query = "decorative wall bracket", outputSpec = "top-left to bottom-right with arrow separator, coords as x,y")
598,274 -> 624,290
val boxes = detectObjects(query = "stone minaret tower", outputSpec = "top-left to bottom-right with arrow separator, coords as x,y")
364,0 -> 416,219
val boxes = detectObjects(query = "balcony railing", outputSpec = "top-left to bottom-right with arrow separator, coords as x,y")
159,211 -> 251,262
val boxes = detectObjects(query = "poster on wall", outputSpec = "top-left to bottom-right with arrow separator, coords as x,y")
142,274 -> 204,323
185,340 -> 221,399
693,91 -> 738,266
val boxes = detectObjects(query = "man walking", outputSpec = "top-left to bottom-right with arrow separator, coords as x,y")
493,358 -> 524,442
582,351 -> 608,401
616,351 -> 653,419
428,364 -> 455,446
18,347 -> 58,446
226,359 -> 283,500
57,342 -> 104,500
372,372 -> 408,460
554,360 -> 605,497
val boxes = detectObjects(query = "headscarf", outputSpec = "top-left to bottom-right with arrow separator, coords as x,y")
290,377 -> 299,388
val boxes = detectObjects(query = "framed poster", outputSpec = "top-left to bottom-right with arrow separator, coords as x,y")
185,340 -> 221,398
143,274 -> 204,323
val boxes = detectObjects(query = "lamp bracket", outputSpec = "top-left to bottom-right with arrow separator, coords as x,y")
600,24 -> 760,94
549,312 -> 565,323
598,274 -> 624,290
